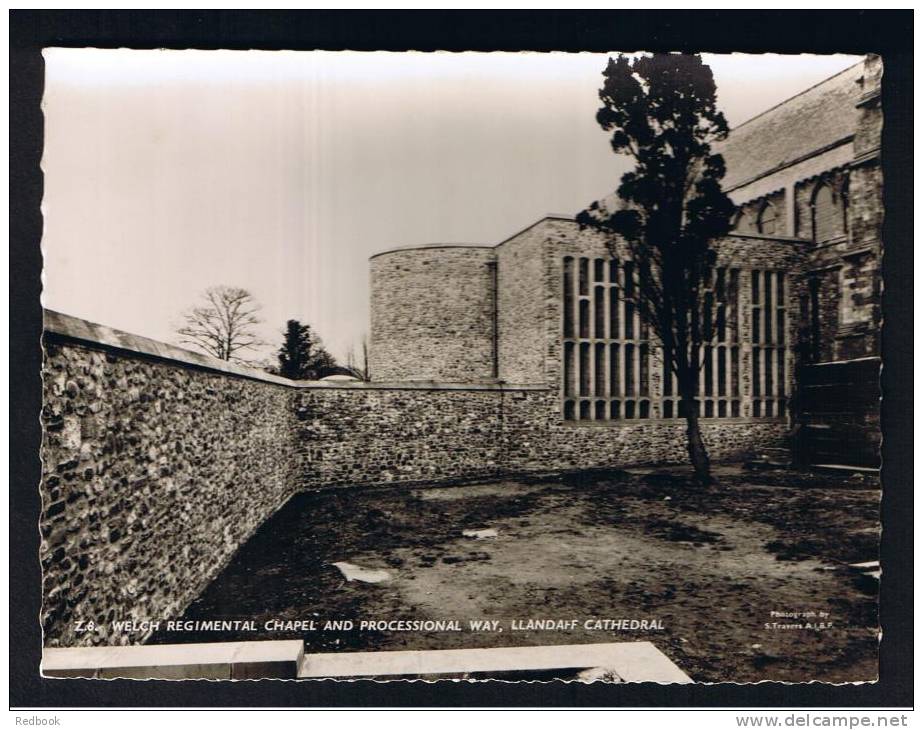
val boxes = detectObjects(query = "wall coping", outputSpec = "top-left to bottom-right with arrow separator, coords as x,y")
43,310 -> 547,392
370,214 -> 578,260
368,215 -> 808,262
369,243 -> 495,260
44,309 -> 299,387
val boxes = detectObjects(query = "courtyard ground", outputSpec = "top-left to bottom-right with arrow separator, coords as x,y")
151,465 -> 880,683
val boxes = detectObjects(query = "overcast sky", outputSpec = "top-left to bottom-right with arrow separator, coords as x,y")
41,50 -> 861,364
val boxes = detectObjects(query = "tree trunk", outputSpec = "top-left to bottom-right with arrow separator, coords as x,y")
678,375 -> 712,484
684,409 -> 712,485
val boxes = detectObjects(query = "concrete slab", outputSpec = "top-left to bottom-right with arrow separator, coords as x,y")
331,561 -> 391,583
42,640 -> 304,680
298,641 -> 693,683
812,464 -> 880,474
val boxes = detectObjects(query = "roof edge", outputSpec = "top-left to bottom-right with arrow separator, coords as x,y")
369,243 -> 494,260
369,215 -> 579,260
723,135 -> 854,193
726,58 -> 864,135
493,214 -> 577,249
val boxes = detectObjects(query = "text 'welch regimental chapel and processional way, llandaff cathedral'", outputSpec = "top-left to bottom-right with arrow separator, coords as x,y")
39,55 -> 883,650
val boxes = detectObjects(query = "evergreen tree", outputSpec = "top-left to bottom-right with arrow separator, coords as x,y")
276,319 -> 337,380
577,53 -> 736,484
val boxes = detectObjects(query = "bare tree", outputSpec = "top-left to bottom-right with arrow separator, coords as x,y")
345,334 -> 371,382
177,286 -> 266,363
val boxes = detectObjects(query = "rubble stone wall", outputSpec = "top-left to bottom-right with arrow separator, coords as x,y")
41,313 -> 785,648
40,316 -> 299,648
294,384 -> 787,491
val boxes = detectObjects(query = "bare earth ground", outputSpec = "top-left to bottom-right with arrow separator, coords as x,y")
151,465 -> 880,683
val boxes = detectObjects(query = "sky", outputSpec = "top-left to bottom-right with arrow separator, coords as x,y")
41,50 -> 862,364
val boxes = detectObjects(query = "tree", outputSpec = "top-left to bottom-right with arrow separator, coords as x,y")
275,319 -> 338,380
576,53 -> 736,484
177,285 -> 266,363
345,334 -> 371,382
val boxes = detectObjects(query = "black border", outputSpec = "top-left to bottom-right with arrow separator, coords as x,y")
10,10 -> 913,709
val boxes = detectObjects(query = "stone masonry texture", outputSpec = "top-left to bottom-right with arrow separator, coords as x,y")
40,334 -> 298,648
495,222 -> 550,384
41,321 -> 785,648
294,385 -> 786,491
40,56 -> 883,648
369,246 -> 497,382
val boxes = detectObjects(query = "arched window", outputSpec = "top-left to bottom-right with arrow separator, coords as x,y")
731,209 -> 744,232
735,205 -> 760,234
811,181 -> 847,243
757,201 -> 778,236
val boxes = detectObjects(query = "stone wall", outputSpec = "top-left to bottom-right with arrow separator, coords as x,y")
40,313 -> 300,648
721,54 -> 882,366
538,219 -> 806,419
41,311 -> 792,648
369,245 -> 497,382
836,53 -> 883,361
294,383 -> 518,488
293,383 -> 786,491
795,56 -> 882,363
495,219 -> 555,384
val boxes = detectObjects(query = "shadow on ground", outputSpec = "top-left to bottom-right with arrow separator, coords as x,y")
150,464 -> 880,683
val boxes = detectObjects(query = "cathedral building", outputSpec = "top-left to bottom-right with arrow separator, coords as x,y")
368,54 -> 882,469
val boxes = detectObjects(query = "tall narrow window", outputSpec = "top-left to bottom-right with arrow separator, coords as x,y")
609,287 -> 619,339
728,269 -> 740,341
563,257 -> 575,338
663,349 -> 673,396
731,346 -> 740,397
748,269 -> 788,417
609,343 -> 621,396
704,345 -> 714,397
579,343 -> 590,397
624,343 -> 635,397
560,257 -> 783,424
594,286 -> 605,338
811,181 -> 846,243
757,201 -> 778,236
595,343 -> 606,397
623,261 -> 635,341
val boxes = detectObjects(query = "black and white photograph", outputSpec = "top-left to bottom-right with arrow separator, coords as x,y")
10,10 -> 912,714
33,46 -> 886,685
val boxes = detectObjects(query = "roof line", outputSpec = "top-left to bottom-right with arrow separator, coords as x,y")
493,214 -> 576,248
727,58 -> 864,134
369,243 -> 494,260
729,232 -> 810,245
369,215 -> 578,260
723,135 -> 854,193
